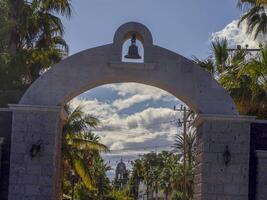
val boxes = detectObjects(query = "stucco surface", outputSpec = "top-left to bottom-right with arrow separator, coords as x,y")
20,22 -> 237,115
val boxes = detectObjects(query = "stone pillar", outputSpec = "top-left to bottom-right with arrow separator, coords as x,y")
256,150 -> 267,200
8,105 -> 65,200
193,115 -> 254,200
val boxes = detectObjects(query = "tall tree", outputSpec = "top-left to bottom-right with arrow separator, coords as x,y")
173,126 -> 196,200
194,39 -> 267,119
128,159 -> 144,199
62,105 -> 109,196
0,0 -> 71,106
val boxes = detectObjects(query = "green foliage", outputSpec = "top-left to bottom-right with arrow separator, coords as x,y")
212,38 -> 229,73
174,131 -> 196,165
90,156 -> 112,198
238,0 -> 267,39
195,39 -> 267,119
62,105 -> 110,199
105,189 -> 133,200
128,150 -> 193,200
128,159 -> 144,199
0,0 -> 71,106
172,122 -> 196,200
171,191 -> 183,200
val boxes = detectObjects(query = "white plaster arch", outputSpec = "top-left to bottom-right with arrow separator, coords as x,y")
20,22 -> 237,115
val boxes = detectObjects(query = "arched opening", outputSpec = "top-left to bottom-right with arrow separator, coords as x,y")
64,82 -> 193,199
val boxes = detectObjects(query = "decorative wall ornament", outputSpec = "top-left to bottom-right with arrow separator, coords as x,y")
30,139 -> 43,159
223,145 -> 231,166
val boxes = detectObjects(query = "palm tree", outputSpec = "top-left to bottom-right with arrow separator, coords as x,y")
231,48 -> 267,118
243,48 -> 267,87
238,0 -> 267,39
6,0 -> 69,54
62,105 -> 109,194
212,38 -> 229,73
173,131 -> 196,167
193,38 -> 231,75
32,0 -> 72,18
0,0 -> 72,106
171,108 -> 196,200
158,151 -> 179,200
90,156 -> 112,199
194,39 -> 267,119
173,130 -> 196,200
128,159 -> 144,199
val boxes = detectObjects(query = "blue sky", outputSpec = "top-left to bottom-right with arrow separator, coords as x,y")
62,0 -> 242,59
64,1 -> 259,178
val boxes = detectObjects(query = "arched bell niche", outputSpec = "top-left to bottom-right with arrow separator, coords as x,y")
121,35 -> 144,63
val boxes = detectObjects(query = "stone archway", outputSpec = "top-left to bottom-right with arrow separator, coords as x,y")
8,22 -> 254,200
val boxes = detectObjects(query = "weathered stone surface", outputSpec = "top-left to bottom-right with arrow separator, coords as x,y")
8,105 -> 63,200
193,115 -> 252,200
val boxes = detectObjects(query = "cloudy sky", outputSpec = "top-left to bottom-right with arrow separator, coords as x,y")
69,83 -> 182,178
62,0 -> 262,178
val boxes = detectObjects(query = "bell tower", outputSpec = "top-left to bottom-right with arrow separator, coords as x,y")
114,158 -> 129,190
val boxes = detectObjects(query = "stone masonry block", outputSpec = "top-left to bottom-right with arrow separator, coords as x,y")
9,185 -> 25,194
27,164 -> 41,175
25,185 -> 40,195
23,174 -> 40,185
224,184 -> 239,195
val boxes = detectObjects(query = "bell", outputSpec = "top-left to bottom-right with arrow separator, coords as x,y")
125,34 -> 141,59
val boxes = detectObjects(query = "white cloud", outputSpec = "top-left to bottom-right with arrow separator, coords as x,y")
69,83 -> 183,179
68,97 -> 117,120
211,19 -> 267,49
112,94 -> 153,110
97,107 -> 179,131
69,85 -> 182,153
69,98 -> 177,152
103,83 -> 167,97
104,83 -> 179,110
95,107 -> 179,152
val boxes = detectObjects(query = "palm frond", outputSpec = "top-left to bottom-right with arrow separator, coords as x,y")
212,38 -> 229,73
72,156 -> 96,191
192,56 -> 215,75
70,138 -> 109,152
32,0 -> 72,18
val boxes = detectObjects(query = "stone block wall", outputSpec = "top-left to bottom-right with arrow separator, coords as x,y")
8,105 -> 63,200
6,104 -> 264,200
194,116 -> 251,200
0,109 -> 12,200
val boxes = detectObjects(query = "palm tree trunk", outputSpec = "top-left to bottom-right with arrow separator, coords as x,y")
8,0 -> 24,55
165,188 -> 168,200
155,181 -> 158,200
165,185 -> 171,200
147,184 -> 150,200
